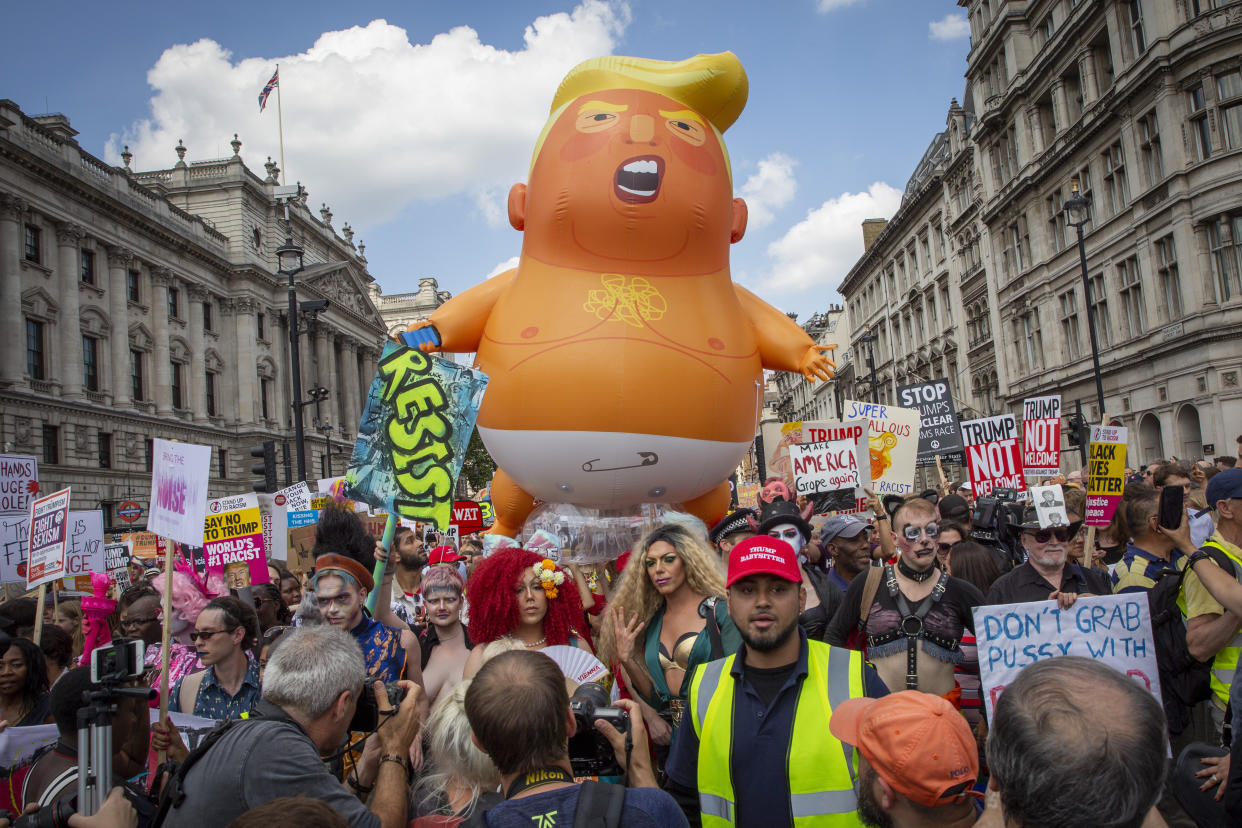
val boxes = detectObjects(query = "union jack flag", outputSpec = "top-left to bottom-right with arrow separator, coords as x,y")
259,68 -> 279,112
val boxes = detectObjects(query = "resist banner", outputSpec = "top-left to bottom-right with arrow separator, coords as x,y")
960,415 -> 1025,497
797,420 -> 870,514
975,593 -> 1161,723
844,400 -> 919,496
896,379 -> 964,466
1022,396 -> 1062,480
203,493 -> 267,587
1086,425 -> 1128,527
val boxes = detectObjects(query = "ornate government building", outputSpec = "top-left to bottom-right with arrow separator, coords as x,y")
0,99 -> 389,529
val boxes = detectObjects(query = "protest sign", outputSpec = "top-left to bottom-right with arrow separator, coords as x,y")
451,501 -> 484,534
1022,395 -> 1062,479
735,481 -> 759,510
258,493 -> 289,563
795,420 -> 870,514
287,524 -> 317,575
760,421 -> 805,494
0,454 -> 38,515
844,400 -> 919,496
960,415 -> 1025,498
344,342 -> 489,530
104,541 -> 131,591
0,515 -> 28,584
62,510 -> 105,580
274,481 -> 312,512
896,379 -> 964,466
975,593 -> 1162,722
203,493 -> 267,586
27,488 -> 71,588
126,532 -> 168,563
146,439 -> 211,547
1086,425 -> 1128,527
1029,485 -> 1069,528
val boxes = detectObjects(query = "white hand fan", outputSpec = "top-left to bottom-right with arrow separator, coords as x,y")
540,645 -> 619,702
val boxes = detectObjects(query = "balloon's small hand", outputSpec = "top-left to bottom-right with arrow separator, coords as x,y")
800,345 -> 837,382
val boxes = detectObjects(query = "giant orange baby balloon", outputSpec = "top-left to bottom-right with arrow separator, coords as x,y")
409,52 -> 834,536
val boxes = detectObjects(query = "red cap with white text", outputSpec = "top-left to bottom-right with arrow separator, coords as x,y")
726,536 -> 802,587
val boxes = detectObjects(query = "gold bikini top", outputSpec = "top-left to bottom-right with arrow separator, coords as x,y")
658,632 -> 698,674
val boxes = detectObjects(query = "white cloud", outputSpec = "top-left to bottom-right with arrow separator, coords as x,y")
107,1 -> 630,230
929,14 -> 970,41
815,0 -> 865,12
738,153 -> 797,229
757,181 -> 902,294
486,255 -> 520,278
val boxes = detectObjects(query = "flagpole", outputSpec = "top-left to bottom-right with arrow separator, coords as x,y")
275,63 -> 286,185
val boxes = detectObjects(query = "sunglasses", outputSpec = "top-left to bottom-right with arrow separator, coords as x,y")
1024,528 -> 1073,543
767,528 -> 802,541
901,522 -> 940,541
936,542 -> 955,553
188,629 -> 228,643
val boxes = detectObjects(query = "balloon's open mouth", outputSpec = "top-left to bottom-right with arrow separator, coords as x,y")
614,155 -> 663,203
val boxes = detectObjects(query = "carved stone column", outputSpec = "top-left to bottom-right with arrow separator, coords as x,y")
234,296 -> 258,426
315,329 -> 338,428
104,246 -> 134,407
150,268 -> 174,414
188,284 -> 210,421
340,339 -> 361,433
1051,79 -> 1067,134
56,222 -> 86,399
1078,48 -> 1099,105
0,196 -> 28,386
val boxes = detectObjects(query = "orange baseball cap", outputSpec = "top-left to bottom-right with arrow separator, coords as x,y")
828,691 -> 981,808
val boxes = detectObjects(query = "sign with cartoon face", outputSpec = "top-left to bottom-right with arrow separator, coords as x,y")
844,400 -> 919,496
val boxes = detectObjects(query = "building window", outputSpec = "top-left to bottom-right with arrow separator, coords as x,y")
130,350 -> 145,401
257,312 -> 265,340
80,249 -> 95,285
1117,257 -> 1147,339
202,300 -> 213,332
1192,1 -> 1223,16
1189,86 -> 1212,161
1059,289 -> 1082,359
26,319 -> 45,380
1037,13 -> 1054,47
23,225 -> 41,263
218,449 -> 228,480
1004,215 -> 1031,276
168,286 -> 180,319
1137,110 -> 1162,186
1127,1 -> 1145,55
1218,70 -> 1242,150
261,378 -> 272,419
171,361 -> 183,409
1101,142 -> 1128,216
1155,235 -> 1183,320
82,336 -> 99,392
1087,273 -> 1112,347
919,234 -> 931,275
127,270 -> 141,302
98,432 -> 112,469
42,425 -> 59,465
1018,311 -> 1042,370
206,371 -> 216,417
941,286 -> 952,322
1207,216 -> 1242,300
1047,190 -> 1066,253
145,438 -> 153,472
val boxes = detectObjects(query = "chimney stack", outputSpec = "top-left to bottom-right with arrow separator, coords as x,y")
862,218 -> 888,251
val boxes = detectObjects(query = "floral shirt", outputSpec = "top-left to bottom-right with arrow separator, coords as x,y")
352,615 -> 406,683
144,642 -> 203,707
169,655 -> 262,720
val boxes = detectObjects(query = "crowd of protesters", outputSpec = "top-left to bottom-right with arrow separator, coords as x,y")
0,444 -> 1235,826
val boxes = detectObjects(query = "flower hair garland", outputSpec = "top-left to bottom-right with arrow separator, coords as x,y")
533,558 -> 566,599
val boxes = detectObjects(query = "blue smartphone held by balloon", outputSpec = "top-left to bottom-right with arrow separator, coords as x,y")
399,327 -> 442,349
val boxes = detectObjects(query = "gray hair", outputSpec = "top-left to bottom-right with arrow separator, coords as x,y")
262,625 -> 366,719
986,656 -> 1166,828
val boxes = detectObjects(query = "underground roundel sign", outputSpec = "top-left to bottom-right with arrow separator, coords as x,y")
118,501 -> 144,523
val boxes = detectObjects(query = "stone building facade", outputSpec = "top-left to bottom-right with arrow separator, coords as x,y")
0,100 -> 388,529
837,1 -> 1242,470
768,304 -> 853,424
375,277 -> 451,339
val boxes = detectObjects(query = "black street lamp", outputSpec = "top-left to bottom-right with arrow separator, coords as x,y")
858,326 -> 878,404
1064,178 -> 1107,418
308,385 -> 332,476
277,231 -> 308,482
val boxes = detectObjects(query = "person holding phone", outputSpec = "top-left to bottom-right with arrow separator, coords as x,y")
1111,483 -> 1190,595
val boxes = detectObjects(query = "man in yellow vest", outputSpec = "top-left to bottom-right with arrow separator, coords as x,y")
1183,469 -> 1242,738
663,535 -> 889,827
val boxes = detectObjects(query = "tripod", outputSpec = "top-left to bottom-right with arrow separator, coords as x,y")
74,684 -> 156,816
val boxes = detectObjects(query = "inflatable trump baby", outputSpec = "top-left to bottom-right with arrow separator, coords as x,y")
408,52 -> 833,536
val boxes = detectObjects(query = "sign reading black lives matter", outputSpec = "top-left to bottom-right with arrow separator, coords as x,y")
896,378 -> 963,467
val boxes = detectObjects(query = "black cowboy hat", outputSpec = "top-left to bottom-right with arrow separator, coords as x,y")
754,497 -> 813,541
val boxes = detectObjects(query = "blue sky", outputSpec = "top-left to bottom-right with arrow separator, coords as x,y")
3,0 -> 971,315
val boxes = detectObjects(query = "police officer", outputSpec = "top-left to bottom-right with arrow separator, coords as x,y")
663,536 -> 888,827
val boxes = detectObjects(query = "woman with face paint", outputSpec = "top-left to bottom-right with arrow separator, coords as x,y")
597,523 -> 739,736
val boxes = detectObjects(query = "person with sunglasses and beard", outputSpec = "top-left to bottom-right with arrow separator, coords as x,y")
984,506 -> 1109,608
825,497 -> 984,702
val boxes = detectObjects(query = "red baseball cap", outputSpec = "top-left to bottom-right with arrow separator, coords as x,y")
828,691 -> 981,808
726,536 -> 801,587
428,545 -> 464,565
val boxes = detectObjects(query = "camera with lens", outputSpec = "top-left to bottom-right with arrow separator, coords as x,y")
90,638 -> 145,685
567,681 -> 628,778
6,799 -> 76,828
970,489 -> 1026,572
350,682 -> 408,732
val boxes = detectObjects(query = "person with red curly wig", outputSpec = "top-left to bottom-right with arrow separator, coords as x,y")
462,547 -> 592,679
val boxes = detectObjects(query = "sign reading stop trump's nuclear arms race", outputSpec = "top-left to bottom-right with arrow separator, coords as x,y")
960,415 -> 1025,497
896,379 -> 964,466
1086,425 -> 1128,527
1022,395 -> 1062,479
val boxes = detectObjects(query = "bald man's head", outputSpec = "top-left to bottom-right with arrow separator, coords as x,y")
465,650 -> 570,775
